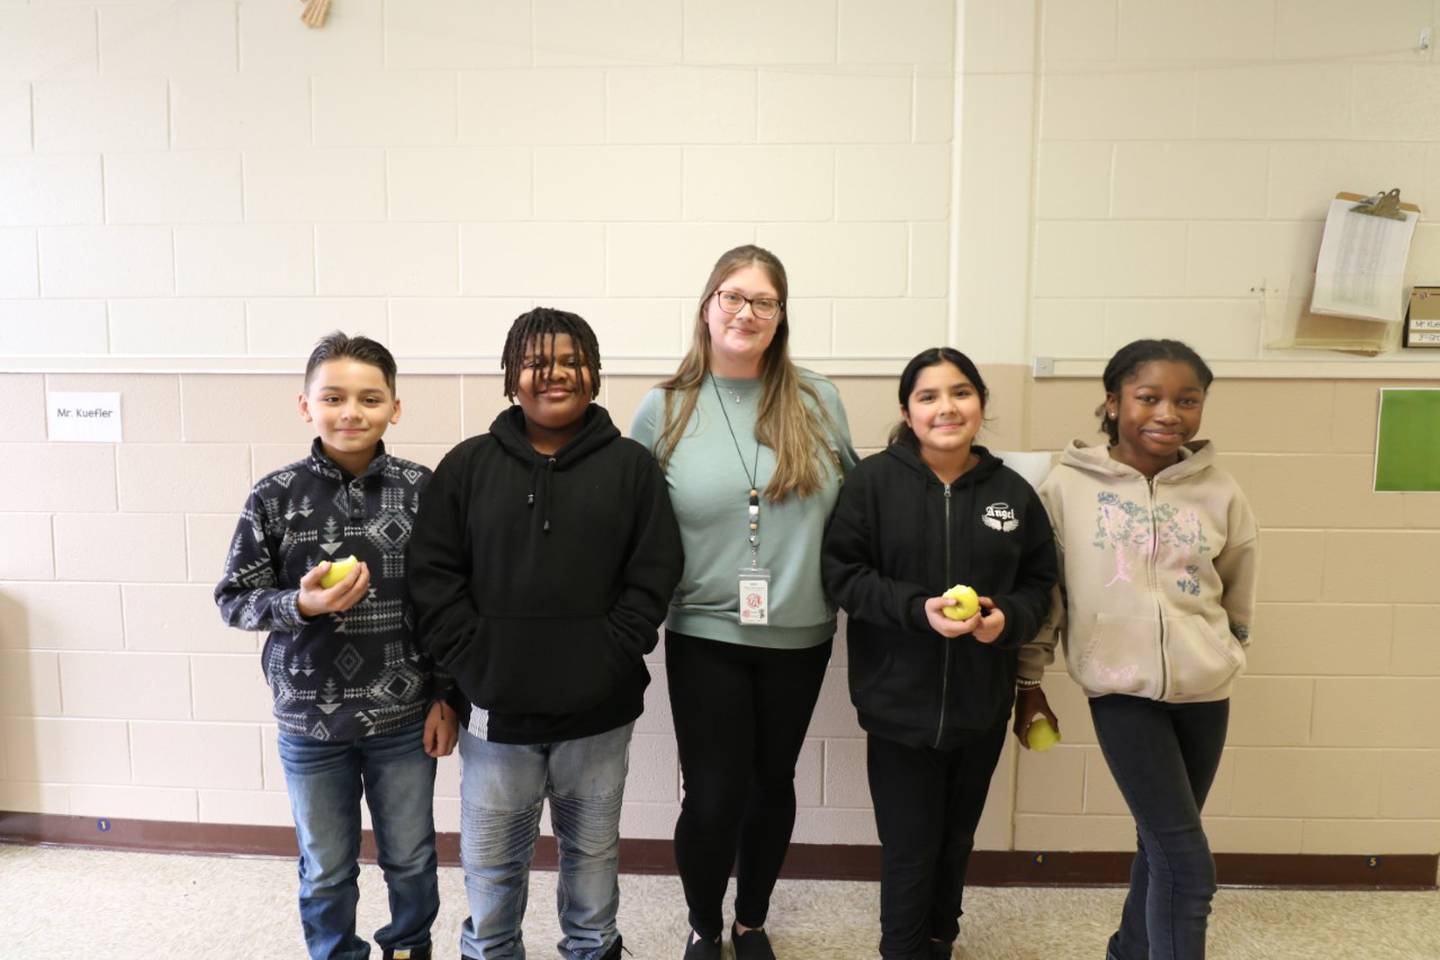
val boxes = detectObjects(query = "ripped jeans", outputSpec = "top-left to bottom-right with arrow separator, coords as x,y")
457,722 -> 633,960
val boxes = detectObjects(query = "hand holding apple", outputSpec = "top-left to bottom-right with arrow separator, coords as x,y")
924,594 -> 981,638
1027,716 -> 1061,751
297,556 -> 370,618
319,554 -> 359,589
1013,686 -> 1061,749
940,584 -> 981,620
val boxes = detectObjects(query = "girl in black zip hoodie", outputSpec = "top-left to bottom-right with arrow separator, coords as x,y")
822,347 -> 1057,960
407,309 -> 683,960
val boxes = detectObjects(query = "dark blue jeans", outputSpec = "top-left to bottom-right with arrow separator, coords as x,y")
278,719 -> 439,960
1089,695 -> 1229,960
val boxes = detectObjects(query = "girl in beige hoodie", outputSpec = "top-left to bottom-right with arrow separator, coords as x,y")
1018,339 -> 1258,960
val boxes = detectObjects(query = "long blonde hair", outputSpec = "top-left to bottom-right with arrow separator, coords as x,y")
654,245 -> 838,502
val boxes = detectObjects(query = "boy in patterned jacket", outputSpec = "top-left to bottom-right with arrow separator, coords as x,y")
216,331 -> 457,960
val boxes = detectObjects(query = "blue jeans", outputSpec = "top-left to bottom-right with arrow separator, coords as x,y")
1090,695 -> 1229,960
278,720 -> 440,960
457,722 -> 633,960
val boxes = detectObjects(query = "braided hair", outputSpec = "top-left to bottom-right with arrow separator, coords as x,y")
501,307 -> 603,400
1099,339 -> 1214,443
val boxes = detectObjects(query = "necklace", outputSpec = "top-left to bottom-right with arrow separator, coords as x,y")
713,373 -> 749,404
709,374 -> 763,564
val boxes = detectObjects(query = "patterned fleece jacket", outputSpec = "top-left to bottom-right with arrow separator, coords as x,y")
1019,439 -> 1258,703
215,438 -> 451,740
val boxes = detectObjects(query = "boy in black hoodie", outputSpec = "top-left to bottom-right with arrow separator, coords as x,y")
408,308 -> 683,960
822,347 -> 1057,960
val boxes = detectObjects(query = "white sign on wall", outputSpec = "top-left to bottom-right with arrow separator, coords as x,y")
47,392 -> 123,442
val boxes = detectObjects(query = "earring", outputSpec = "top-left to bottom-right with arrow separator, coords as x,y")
1107,411 -> 1116,420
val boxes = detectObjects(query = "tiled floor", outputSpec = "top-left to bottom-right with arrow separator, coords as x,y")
3,844 -> 1436,959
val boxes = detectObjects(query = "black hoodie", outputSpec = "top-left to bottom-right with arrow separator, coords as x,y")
407,404 -> 684,745
822,444 -> 1058,750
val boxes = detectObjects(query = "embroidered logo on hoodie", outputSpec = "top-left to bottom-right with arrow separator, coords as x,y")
981,502 -> 1019,532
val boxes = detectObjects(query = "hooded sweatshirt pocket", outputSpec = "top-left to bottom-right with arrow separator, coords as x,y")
847,631 -> 940,733
1164,614 -> 1244,702
441,615 -> 634,717
1073,613 -> 1160,699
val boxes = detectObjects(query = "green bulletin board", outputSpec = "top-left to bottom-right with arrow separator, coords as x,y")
1374,388 -> 1440,492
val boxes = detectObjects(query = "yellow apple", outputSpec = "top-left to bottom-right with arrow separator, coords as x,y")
941,584 -> 980,621
1027,716 -> 1061,752
319,555 -> 359,589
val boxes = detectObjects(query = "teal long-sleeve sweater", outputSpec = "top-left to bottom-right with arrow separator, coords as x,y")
629,371 -> 858,650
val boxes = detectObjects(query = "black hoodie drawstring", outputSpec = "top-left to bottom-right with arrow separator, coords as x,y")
498,404 -> 619,536
542,457 -> 555,532
526,456 -> 558,533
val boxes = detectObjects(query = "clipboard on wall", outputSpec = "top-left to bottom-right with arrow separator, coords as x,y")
1310,189 -> 1420,324
1268,189 -> 1421,356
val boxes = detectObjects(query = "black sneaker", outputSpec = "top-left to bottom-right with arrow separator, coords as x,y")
683,929 -> 723,960
384,946 -> 432,960
597,934 -> 630,960
731,923 -> 776,960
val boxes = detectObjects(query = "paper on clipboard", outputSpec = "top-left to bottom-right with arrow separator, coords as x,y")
1310,195 -> 1418,323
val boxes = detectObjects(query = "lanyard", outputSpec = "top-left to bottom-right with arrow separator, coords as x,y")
709,375 -> 763,568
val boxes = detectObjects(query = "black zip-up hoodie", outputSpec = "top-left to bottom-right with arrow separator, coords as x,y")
822,443 -> 1058,750
407,403 -> 684,745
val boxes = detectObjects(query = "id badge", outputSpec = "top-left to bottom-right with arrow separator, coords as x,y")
738,567 -> 772,626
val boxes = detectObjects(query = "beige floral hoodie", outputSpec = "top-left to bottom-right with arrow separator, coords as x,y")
1019,440 -> 1258,703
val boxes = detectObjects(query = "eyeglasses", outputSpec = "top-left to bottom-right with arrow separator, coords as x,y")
714,290 -> 783,321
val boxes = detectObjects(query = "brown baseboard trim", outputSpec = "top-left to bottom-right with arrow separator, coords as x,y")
3,811 -> 1434,890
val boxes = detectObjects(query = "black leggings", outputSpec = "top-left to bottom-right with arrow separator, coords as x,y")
665,629 -> 832,940
866,726 -> 1008,960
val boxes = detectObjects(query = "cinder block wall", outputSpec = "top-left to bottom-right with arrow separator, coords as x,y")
0,0 -> 953,358
0,0 -> 962,846
2,1 -> 1438,860
1027,0 -> 1440,359
1012,0 -> 1440,859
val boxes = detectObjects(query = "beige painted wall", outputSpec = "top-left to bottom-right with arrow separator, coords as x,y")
1,1 -> 1437,858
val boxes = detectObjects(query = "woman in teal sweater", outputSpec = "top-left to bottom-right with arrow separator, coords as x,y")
631,245 -> 857,960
